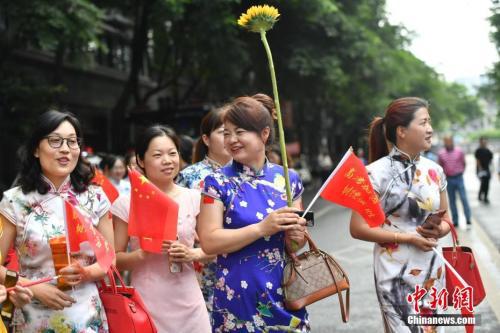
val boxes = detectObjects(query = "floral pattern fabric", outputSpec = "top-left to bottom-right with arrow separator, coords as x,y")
367,147 -> 448,333
203,160 -> 310,333
0,176 -> 110,333
177,156 -> 223,190
176,156 -> 223,315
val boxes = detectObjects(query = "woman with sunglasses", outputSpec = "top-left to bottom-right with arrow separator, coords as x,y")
0,110 -> 114,332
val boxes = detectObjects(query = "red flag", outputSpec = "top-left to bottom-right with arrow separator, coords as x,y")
92,169 -> 119,203
319,148 -> 385,227
128,168 -> 179,253
65,201 -> 115,271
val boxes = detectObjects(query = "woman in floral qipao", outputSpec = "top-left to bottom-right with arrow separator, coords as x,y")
350,97 -> 452,333
0,110 -> 114,333
199,94 -> 310,333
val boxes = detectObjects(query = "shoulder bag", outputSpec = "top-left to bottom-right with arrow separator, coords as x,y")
441,220 -> 486,306
282,233 -> 350,322
98,266 -> 158,333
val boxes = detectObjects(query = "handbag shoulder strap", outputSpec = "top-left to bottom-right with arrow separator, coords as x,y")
324,252 -> 350,323
100,265 -> 126,294
442,217 -> 459,246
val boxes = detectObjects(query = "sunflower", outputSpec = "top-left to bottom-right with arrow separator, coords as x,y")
237,5 -> 280,33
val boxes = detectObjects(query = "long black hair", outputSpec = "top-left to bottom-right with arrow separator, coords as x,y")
17,110 -> 94,194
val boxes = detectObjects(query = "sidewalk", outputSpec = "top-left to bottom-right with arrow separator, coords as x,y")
302,155 -> 500,331
449,154 -> 500,328
463,154 -> 500,251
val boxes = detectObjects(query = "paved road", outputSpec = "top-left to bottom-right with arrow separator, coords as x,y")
302,154 -> 500,332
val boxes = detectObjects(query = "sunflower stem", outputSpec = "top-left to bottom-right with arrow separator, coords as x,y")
260,30 -> 298,252
260,30 -> 292,207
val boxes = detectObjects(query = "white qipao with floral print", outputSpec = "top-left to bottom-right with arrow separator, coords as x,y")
203,160 -> 310,333
367,147 -> 448,333
0,176 -> 110,333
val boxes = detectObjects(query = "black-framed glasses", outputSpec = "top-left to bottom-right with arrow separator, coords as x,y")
45,135 -> 82,150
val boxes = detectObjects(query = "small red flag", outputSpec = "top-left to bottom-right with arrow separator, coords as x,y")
319,148 -> 385,227
128,168 -> 179,253
92,169 -> 119,203
65,201 -> 115,271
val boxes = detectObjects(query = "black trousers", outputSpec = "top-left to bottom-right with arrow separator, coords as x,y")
479,176 -> 491,200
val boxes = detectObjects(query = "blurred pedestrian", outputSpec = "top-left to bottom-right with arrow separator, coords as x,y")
356,147 -> 368,165
100,154 -> 130,196
0,110 -> 114,332
198,94 -> 310,332
266,144 -> 282,165
474,136 -> 493,204
125,150 -> 138,171
351,97 -> 450,332
111,125 -> 211,333
422,146 -> 438,162
176,106 -> 231,315
178,135 -> 195,171
437,136 -> 471,226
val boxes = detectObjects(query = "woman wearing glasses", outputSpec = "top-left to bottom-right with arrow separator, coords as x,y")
0,110 -> 114,332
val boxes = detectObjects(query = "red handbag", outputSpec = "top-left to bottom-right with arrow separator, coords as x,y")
441,220 -> 486,306
98,266 -> 158,333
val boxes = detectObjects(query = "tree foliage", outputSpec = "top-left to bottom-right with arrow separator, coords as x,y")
0,0 -> 482,164
482,0 -> 500,106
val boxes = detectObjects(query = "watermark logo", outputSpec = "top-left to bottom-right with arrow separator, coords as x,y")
406,284 -> 477,326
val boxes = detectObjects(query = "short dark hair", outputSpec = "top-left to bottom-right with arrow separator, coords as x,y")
223,94 -> 276,146
135,124 -> 179,174
18,110 -> 94,194
99,154 -> 125,172
178,135 -> 194,165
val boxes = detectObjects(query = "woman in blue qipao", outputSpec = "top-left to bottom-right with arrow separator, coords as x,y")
199,94 -> 310,333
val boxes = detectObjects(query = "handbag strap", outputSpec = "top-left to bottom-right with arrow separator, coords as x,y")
325,252 -> 350,323
442,217 -> 459,247
441,218 -> 462,265
441,218 -> 460,249
285,233 -> 350,322
99,265 -> 126,294
285,232 -> 319,257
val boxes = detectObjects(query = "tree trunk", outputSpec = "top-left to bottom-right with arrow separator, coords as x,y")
110,0 -> 154,152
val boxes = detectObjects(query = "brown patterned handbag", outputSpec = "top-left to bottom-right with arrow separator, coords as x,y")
282,233 -> 350,322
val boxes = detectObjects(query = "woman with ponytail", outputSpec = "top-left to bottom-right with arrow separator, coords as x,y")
176,106 -> 231,317
198,94 -> 310,332
350,97 -> 452,332
177,106 -> 231,190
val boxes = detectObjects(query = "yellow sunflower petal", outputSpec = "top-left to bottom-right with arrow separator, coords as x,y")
237,4 -> 280,33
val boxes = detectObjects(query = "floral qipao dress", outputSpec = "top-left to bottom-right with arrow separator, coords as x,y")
0,176 -> 110,333
177,156 -> 224,314
203,160 -> 310,333
367,147 -> 447,333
